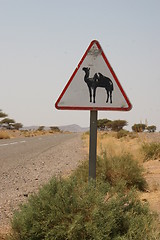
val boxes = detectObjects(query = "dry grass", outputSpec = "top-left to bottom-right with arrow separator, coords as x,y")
82,131 -> 160,224
21,130 -> 47,137
0,129 -> 61,139
83,131 -> 146,163
0,131 -> 10,139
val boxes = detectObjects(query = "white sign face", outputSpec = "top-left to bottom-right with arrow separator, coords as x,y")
55,40 -> 132,111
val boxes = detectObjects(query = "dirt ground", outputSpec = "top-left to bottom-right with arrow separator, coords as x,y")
141,159 -> 160,219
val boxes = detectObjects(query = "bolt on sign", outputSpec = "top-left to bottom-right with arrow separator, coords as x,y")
55,40 -> 132,111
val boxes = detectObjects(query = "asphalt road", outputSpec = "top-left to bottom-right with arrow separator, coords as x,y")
0,133 -> 77,174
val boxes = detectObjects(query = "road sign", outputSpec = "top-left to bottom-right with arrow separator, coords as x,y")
55,40 -> 132,111
55,40 -> 132,181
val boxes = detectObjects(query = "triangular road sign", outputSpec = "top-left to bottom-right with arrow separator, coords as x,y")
55,40 -> 132,111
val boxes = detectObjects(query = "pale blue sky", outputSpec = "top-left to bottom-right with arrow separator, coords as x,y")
0,0 -> 160,130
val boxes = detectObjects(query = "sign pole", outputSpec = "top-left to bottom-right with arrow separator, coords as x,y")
89,110 -> 98,181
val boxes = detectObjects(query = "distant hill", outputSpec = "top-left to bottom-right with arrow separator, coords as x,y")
22,124 -> 89,133
22,126 -> 39,131
59,124 -> 89,132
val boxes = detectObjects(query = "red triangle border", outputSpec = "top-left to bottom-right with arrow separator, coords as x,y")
55,40 -> 132,111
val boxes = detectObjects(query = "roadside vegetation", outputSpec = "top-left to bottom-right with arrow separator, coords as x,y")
9,177 -> 158,240
0,110 -> 23,130
8,129 -> 160,240
142,142 -> 160,161
0,109 -> 61,139
20,127 -> 60,138
0,130 -> 10,139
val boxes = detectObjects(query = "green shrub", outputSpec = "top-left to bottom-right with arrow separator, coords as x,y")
9,177 -> 159,240
96,152 -> 147,191
72,159 -> 89,182
142,142 -> 160,161
116,129 -> 129,139
73,153 -> 147,191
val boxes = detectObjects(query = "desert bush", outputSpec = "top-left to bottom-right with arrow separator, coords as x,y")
128,132 -> 138,139
13,123 -> 23,130
72,159 -> 89,182
50,126 -> 60,132
69,152 -> 147,191
38,126 -> 45,131
0,130 -> 10,139
9,177 -> 159,240
132,123 -> 146,132
146,125 -> 156,133
142,142 -> 160,161
96,152 -> 147,191
116,129 -> 129,139
73,152 -> 147,191
24,131 -> 34,137
0,109 -> 7,118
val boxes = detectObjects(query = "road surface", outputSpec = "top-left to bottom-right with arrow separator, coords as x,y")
0,133 -> 78,174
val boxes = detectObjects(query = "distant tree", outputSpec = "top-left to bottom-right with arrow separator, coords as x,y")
0,110 -> 7,118
13,123 -> 23,130
0,118 -> 15,129
132,124 -> 146,132
109,120 -> 128,132
38,126 -> 45,131
97,119 -> 128,132
50,126 -> 60,132
146,125 -> 156,133
105,121 -> 113,131
97,119 -> 111,130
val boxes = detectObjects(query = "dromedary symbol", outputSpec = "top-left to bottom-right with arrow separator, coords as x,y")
82,67 -> 114,104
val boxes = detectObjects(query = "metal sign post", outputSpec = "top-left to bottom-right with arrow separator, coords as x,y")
89,110 -> 97,180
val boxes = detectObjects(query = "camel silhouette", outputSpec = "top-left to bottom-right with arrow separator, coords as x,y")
82,67 -> 114,103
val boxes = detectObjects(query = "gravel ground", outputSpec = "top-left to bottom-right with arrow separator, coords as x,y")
141,159 -> 160,222
0,133 -> 85,236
